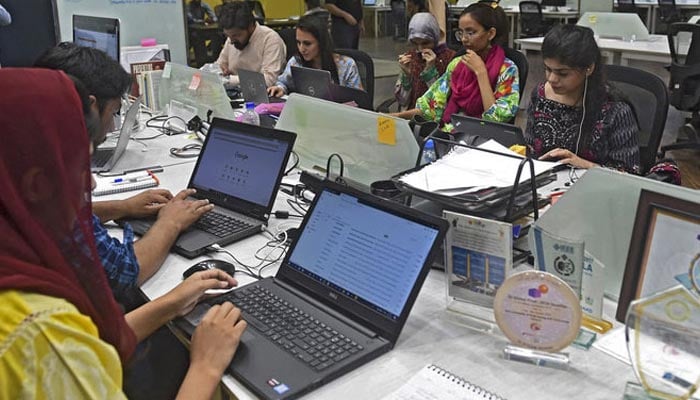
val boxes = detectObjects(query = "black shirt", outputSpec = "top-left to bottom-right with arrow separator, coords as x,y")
326,0 -> 363,22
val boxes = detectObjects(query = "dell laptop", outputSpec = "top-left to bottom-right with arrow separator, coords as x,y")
450,114 -> 525,148
91,96 -> 142,173
291,65 -> 333,101
238,68 -> 285,105
179,179 -> 448,399
125,118 -> 296,258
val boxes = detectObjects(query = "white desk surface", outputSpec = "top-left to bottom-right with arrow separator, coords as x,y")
105,126 -> 637,399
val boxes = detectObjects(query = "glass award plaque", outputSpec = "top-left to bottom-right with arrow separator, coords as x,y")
625,285 -> 700,400
494,270 -> 582,370
443,211 -> 514,332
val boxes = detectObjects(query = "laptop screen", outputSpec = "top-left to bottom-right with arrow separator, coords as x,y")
190,123 -> 291,207
286,189 -> 439,320
73,15 -> 120,62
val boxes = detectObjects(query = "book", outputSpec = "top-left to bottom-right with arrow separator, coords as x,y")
92,171 -> 159,197
382,364 -> 506,400
130,60 -> 166,97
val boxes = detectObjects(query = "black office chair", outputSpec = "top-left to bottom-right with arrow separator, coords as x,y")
245,0 -> 265,24
660,22 -> 700,157
616,0 -> 637,13
335,48 -> 375,109
278,27 -> 297,61
658,0 -> 684,26
518,1 -> 554,38
605,64 -> 669,174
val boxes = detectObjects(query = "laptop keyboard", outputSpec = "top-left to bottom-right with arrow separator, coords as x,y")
92,149 -> 112,167
217,285 -> 364,371
195,211 -> 253,238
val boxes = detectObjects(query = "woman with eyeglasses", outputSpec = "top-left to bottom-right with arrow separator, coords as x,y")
394,13 -> 455,111
392,2 -> 519,126
525,24 -> 640,173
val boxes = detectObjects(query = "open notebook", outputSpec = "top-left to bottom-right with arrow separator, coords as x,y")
383,364 -> 506,400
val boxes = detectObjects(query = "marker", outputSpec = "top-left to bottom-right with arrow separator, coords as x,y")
663,372 -> 693,389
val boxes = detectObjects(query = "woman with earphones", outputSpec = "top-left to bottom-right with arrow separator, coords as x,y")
525,24 -> 640,173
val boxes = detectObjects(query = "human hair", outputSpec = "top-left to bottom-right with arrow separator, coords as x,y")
460,2 -> 508,46
542,24 -> 606,152
295,14 -> 339,84
65,74 -> 102,146
34,42 -> 131,113
219,1 -> 255,30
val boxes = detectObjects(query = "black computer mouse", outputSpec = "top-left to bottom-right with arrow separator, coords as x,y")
182,259 -> 237,279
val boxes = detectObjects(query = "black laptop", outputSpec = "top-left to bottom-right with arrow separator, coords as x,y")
125,118 -> 296,258
91,96 -> 142,172
180,180 -> 448,399
450,114 -> 525,148
291,65 -> 333,100
238,68 -> 285,105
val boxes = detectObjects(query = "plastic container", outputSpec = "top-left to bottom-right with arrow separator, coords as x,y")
240,101 -> 260,126
421,139 -> 437,165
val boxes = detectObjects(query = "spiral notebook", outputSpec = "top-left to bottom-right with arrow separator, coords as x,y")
383,364 -> 506,400
92,171 -> 159,196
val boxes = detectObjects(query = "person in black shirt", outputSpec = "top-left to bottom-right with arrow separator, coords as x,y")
325,0 -> 363,49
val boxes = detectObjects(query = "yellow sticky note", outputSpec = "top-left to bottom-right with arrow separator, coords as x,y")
377,116 -> 396,146
588,14 -> 597,24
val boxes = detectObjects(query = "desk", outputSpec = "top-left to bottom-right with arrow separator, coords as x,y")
363,5 -> 392,38
105,126 -> 641,400
266,17 -> 299,31
449,6 -> 579,48
516,34 -> 672,67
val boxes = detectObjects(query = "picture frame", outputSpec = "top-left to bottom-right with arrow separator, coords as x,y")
616,190 -> 700,322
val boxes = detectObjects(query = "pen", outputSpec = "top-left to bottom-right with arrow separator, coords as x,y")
113,175 -> 154,185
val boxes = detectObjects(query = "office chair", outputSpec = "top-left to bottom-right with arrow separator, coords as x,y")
245,0 -> 265,24
605,64 -> 669,174
660,22 -> 700,157
657,0 -> 683,26
278,27 -> 297,61
335,48 -> 375,108
518,1 -> 554,38
616,0 -> 637,13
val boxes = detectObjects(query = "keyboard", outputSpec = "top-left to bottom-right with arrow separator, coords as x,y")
195,211 -> 252,238
217,286 -> 364,371
92,148 -> 114,167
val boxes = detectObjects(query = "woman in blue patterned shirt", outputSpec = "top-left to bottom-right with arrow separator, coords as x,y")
267,15 -> 362,97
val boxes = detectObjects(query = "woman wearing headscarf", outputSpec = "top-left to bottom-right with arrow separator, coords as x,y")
0,68 -> 246,399
394,12 -> 455,111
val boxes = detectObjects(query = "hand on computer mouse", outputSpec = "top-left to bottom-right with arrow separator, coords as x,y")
166,269 -> 238,317
183,259 -> 237,279
538,148 -> 597,169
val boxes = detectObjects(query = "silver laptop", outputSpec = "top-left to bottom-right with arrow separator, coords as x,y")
91,96 -> 142,173
238,68 -> 285,105
291,65 -> 333,100
124,118 -> 296,258
179,180 -> 448,399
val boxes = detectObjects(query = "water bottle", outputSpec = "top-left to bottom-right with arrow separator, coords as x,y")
421,139 -> 437,165
240,101 -> 260,126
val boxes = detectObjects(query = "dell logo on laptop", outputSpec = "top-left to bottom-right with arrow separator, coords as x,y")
329,292 -> 337,300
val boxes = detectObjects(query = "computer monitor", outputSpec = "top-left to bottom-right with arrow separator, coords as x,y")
541,0 -> 566,10
72,15 -> 120,62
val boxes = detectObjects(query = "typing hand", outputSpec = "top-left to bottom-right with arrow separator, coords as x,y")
539,148 -> 597,169
190,302 -> 247,380
157,188 -> 215,232
267,86 -> 286,98
123,189 -> 173,218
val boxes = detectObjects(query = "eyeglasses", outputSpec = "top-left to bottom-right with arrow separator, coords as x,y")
454,29 -> 485,41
